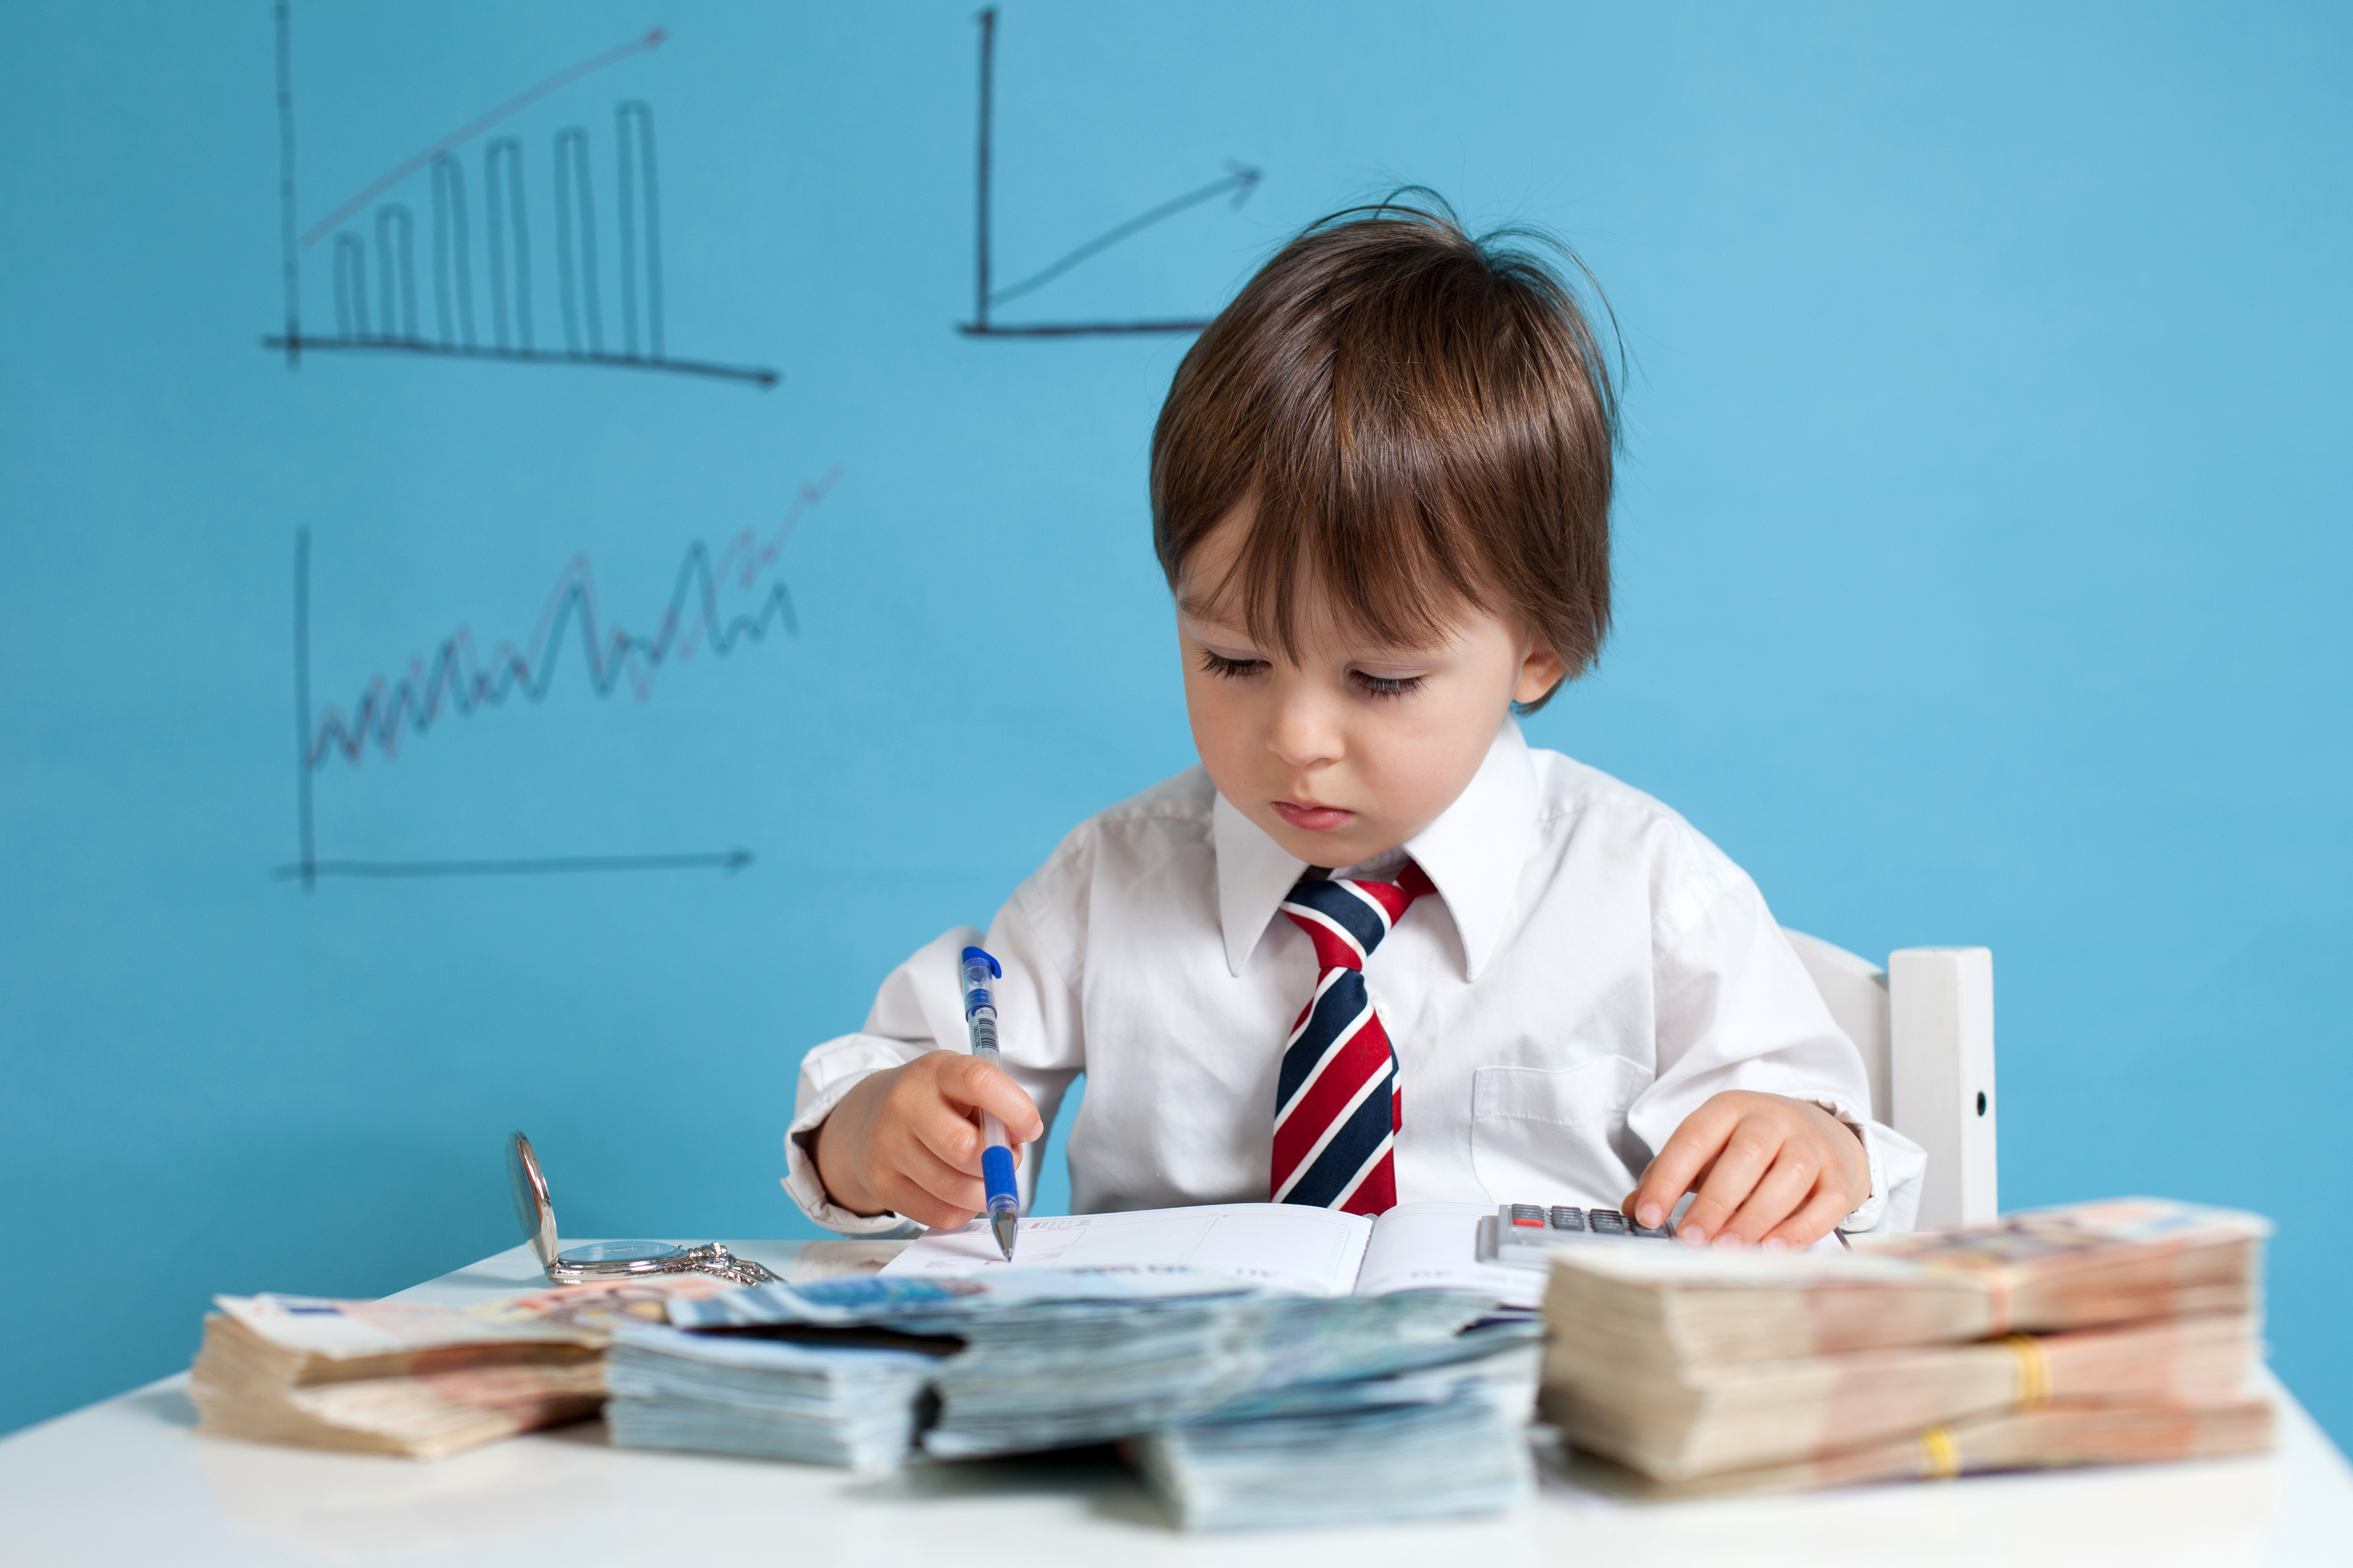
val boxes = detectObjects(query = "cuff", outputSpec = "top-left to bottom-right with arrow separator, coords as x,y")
1805,1096 -> 1888,1234
781,1068 -> 924,1239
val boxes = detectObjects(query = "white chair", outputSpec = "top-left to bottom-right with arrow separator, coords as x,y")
1783,933 -> 1997,1229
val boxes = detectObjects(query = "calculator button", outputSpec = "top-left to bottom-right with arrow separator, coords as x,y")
1631,1219 -> 1675,1239
1588,1209 -> 1629,1235
1548,1207 -> 1586,1231
1507,1204 -> 1547,1228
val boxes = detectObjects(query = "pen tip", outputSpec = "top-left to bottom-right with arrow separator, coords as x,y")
992,1211 -> 1018,1262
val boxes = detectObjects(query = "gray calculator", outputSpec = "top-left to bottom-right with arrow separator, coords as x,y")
1474,1202 -> 1676,1269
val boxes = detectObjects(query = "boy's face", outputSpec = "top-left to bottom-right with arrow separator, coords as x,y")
1177,508 -> 1564,869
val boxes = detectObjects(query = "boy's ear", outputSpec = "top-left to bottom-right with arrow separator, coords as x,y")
1513,643 -> 1567,706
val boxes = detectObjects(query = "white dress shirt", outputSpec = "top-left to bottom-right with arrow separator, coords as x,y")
784,720 -> 1924,1237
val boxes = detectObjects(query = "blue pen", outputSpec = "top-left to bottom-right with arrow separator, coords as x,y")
957,945 -> 1021,1260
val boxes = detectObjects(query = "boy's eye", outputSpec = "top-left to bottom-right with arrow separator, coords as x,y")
1198,648 -> 1268,680
1350,671 -> 1426,700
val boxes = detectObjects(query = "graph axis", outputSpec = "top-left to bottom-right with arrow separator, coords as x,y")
959,7 -> 1261,340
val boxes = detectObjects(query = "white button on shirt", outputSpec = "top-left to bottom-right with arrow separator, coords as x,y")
784,720 -> 1925,1237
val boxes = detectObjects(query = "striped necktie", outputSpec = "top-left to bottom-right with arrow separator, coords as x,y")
1270,863 -> 1437,1215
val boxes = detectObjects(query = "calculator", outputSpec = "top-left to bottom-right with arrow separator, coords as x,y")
1474,1202 -> 1676,1269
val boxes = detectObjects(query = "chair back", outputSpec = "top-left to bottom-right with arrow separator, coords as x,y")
1782,930 -> 1998,1229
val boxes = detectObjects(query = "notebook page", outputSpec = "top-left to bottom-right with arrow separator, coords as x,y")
1354,1201 -> 1544,1307
879,1203 -> 1374,1296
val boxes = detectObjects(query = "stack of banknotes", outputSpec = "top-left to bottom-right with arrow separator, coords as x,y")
645,1268 -> 1538,1523
1537,1197 -> 2274,1497
189,1276 -> 736,1459
603,1324 -> 942,1471
1129,1324 -> 1539,1529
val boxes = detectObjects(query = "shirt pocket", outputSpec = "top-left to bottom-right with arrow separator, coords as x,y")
1469,1058 -> 1649,1207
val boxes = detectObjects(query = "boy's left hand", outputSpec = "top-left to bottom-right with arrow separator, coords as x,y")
1624,1091 -> 1870,1249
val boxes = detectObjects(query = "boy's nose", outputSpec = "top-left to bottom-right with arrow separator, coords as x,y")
1265,687 -> 1343,769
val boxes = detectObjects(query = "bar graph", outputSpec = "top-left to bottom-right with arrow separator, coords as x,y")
262,4 -> 775,388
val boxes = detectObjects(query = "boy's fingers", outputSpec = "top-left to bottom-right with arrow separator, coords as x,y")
1629,1102 -> 1741,1229
1762,1183 -> 1853,1249
881,1140 -> 987,1226
1716,1147 -> 1817,1244
942,1055 -> 1047,1144
911,1103 -> 990,1176
1676,1121 -> 1785,1246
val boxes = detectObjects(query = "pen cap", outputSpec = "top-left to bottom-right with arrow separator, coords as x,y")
959,945 -> 1002,1021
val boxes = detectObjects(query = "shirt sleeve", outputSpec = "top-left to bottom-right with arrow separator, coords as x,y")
1621,840 -> 1925,1236
781,884 -> 1087,1235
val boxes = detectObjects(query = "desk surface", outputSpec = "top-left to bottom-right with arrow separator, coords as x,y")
4,1239 -> 2347,1567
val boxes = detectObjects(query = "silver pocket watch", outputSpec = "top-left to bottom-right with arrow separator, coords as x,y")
505,1130 -> 779,1288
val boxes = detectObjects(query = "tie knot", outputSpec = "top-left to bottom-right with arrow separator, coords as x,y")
1279,865 -> 1435,973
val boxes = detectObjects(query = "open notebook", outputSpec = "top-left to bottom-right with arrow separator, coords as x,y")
879,1201 -> 1543,1308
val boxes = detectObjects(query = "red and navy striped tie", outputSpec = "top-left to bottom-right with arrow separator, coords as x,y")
1271,863 -> 1436,1215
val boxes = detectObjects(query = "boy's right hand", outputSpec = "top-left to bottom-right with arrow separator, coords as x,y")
810,1051 -> 1046,1230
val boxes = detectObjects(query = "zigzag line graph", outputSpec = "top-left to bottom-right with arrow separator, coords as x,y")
281,467 -> 841,888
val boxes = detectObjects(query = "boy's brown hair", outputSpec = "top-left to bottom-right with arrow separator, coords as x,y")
1151,198 -> 1619,711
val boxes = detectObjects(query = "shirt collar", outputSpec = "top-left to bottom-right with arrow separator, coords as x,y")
1212,719 -> 1539,981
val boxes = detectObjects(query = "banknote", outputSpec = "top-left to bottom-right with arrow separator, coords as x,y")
1538,1197 -> 2275,1493
1543,1311 -> 2259,1480
190,1276 -> 736,1461
604,1322 -> 942,1472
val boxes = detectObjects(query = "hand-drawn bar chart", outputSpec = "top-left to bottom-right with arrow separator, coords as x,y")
281,469 -> 841,888
263,3 -> 776,388
961,7 -> 1262,339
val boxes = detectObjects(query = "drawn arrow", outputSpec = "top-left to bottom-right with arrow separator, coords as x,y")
986,162 -> 1262,309
274,848 -> 753,881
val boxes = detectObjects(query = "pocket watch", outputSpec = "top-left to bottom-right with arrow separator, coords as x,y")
505,1130 -> 778,1288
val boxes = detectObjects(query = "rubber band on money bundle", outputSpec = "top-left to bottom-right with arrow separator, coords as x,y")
1918,1425 -> 1962,1480
2003,1334 -> 2050,1408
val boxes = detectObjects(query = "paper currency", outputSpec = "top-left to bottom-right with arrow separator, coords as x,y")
1590,1398 -> 2275,1498
1543,1311 -> 2259,1480
1134,1375 -> 1535,1530
1538,1198 -> 2275,1493
603,1323 -> 943,1471
190,1276 -> 733,1460
668,1266 -> 1509,1462
1542,1197 -> 2268,1375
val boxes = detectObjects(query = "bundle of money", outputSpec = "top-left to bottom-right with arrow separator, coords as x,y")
1598,1396 -> 2276,1499
670,1267 -> 1499,1459
1540,1197 -> 2273,1493
927,1289 -> 1497,1458
603,1323 -> 944,1471
665,1266 -> 1539,1523
1132,1341 -> 1538,1531
190,1276 -> 734,1460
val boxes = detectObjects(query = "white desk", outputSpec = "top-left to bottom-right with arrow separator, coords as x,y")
4,1239 -> 2348,1567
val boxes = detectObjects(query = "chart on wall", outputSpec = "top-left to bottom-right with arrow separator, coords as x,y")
252,1 -> 1270,892
261,4 -> 779,387
284,469 -> 841,886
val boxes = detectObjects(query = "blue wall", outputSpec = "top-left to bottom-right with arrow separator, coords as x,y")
3,0 -> 2346,1445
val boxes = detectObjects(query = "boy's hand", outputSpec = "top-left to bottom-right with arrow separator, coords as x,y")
810,1052 -> 1046,1231
1624,1091 -> 1869,1249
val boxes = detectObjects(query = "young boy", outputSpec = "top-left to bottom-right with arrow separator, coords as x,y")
787,205 -> 1924,1250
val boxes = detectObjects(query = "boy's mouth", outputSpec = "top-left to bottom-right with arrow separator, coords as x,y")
1272,800 -> 1354,832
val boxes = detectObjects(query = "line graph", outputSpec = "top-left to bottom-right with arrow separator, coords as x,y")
283,468 -> 841,888
262,3 -> 775,388
960,8 -> 1261,339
